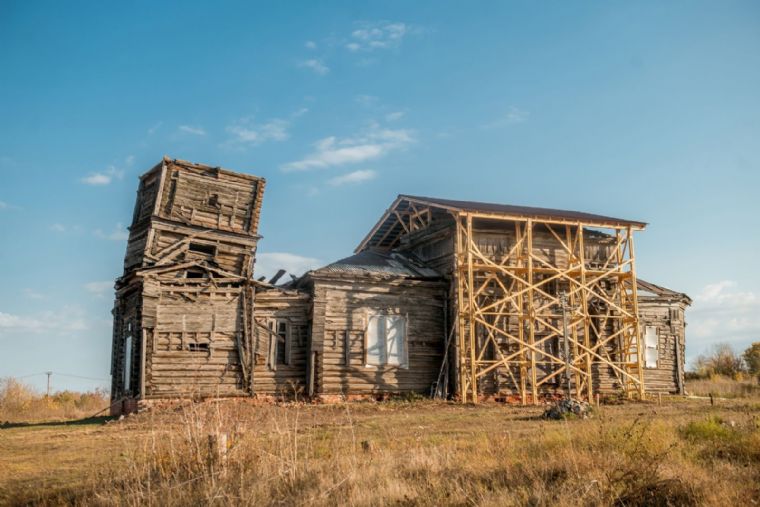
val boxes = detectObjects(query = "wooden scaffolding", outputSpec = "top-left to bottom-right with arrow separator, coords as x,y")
453,212 -> 645,404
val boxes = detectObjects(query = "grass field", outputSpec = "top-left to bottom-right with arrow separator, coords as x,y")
1,394 -> 759,506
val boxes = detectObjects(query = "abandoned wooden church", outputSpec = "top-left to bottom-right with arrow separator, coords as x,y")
110,157 -> 691,414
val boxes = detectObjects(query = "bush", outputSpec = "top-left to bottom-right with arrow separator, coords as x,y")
691,343 -> 746,378
743,342 -> 760,378
0,377 -> 109,423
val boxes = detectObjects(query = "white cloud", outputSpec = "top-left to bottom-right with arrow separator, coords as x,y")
179,125 -> 206,136
0,200 -> 8,210
299,58 -> 329,75
254,252 -> 322,282
292,107 -> 310,118
84,281 -> 113,298
355,94 -> 379,107
0,307 -> 90,336
328,169 -> 377,186
50,223 -> 83,234
23,288 -> 44,300
81,160 -> 128,186
385,111 -> 406,122
225,117 -> 289,147
94,222 -> 129,241
483,107 -> 530,129
282,125 -> 414,172
346,22 -> 412,52
305,40 -> 317,50
687,280 -> 760,361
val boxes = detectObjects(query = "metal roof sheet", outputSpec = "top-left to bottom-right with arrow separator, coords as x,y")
313,250 -> 441,279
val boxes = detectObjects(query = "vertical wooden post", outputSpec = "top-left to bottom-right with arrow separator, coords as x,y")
577,223 -> 593,402
466,214 -> 478,403
627,226 -> 645,400
516,222 -> 527,405
455,213 -> 467,402
526,219 -> 538,404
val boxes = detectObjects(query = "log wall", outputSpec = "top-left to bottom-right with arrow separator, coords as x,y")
310,275 -> 446,396
251,289 -> 311,397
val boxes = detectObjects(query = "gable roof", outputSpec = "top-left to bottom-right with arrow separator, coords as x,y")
357,194 -> 647,252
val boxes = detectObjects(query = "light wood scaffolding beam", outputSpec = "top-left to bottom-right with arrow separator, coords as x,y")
453,212 -> 645,404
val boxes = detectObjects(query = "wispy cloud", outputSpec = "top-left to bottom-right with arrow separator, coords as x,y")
81,166 -> 124,186
0,200 -> 9,210
298,58 -> 329,75
282,125 -> 414,172
23,288 -> 44,300
94,222 -> 129,241
178,125 -> 206,136
84,281 -> 113,298
147,121 -> 163,135
0,306 -> 90,335
688,280 -> 760,361
355,94 -> 379,107
346,22 -> 413,52
305,41 -> 317,50
385,111 -> 406,122
328,169 -> 377,186
225,117 -> 289,147
255,252 -> 322,281
482,107 -> 530,129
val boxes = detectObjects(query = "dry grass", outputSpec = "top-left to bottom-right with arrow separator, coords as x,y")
1,396 -> 759,506
0,377 -> 109,423
686,376 -> 760,398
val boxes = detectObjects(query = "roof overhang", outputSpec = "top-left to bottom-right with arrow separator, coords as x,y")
356,195 -> 647,253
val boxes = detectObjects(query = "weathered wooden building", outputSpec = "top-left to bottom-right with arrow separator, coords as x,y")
111,159 -> 690,413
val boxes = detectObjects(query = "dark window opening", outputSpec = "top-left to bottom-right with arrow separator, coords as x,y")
189,243 -> 216,256
276,321 -> 288,364
186,270 -> 205,279
188,342 -> 210,352
268,320 -> 290,367
208,194 -> 219,207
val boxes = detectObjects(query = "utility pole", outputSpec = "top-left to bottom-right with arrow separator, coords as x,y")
559,293 -> 572,399
45,371 -> 52,398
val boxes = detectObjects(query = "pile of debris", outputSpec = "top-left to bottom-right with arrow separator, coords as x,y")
542,398 -> 592,420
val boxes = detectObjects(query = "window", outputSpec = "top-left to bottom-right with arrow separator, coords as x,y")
208,194 -> 219,207
185,269 -> 206,279
366,314 -> 408,367
644,326 -> 659,368
268,320 -> 290,368
188,342 -> 210,352
123,334 -> 132,392
188,242 -> 216,256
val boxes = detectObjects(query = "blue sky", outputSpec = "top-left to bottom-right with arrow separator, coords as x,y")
1,1 -> 759,391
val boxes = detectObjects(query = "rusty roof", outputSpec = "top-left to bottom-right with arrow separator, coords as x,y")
356,195 -> 647,252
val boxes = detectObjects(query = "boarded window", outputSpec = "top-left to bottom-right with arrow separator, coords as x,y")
644,326 -> 658,368
366,315 -> 408,368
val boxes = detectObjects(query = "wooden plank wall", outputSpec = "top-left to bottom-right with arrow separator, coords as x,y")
310,275 -> 446,396
143,278 -> 248,398
251,289 -> 311,397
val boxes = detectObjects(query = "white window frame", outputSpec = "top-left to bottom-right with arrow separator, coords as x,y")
644,326 -> 659,369
365,313 -> 408,368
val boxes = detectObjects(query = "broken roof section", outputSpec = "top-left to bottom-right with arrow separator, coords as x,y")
311,250 -> 441,279
357,194 -> 648,253
637,279 -> 693,305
